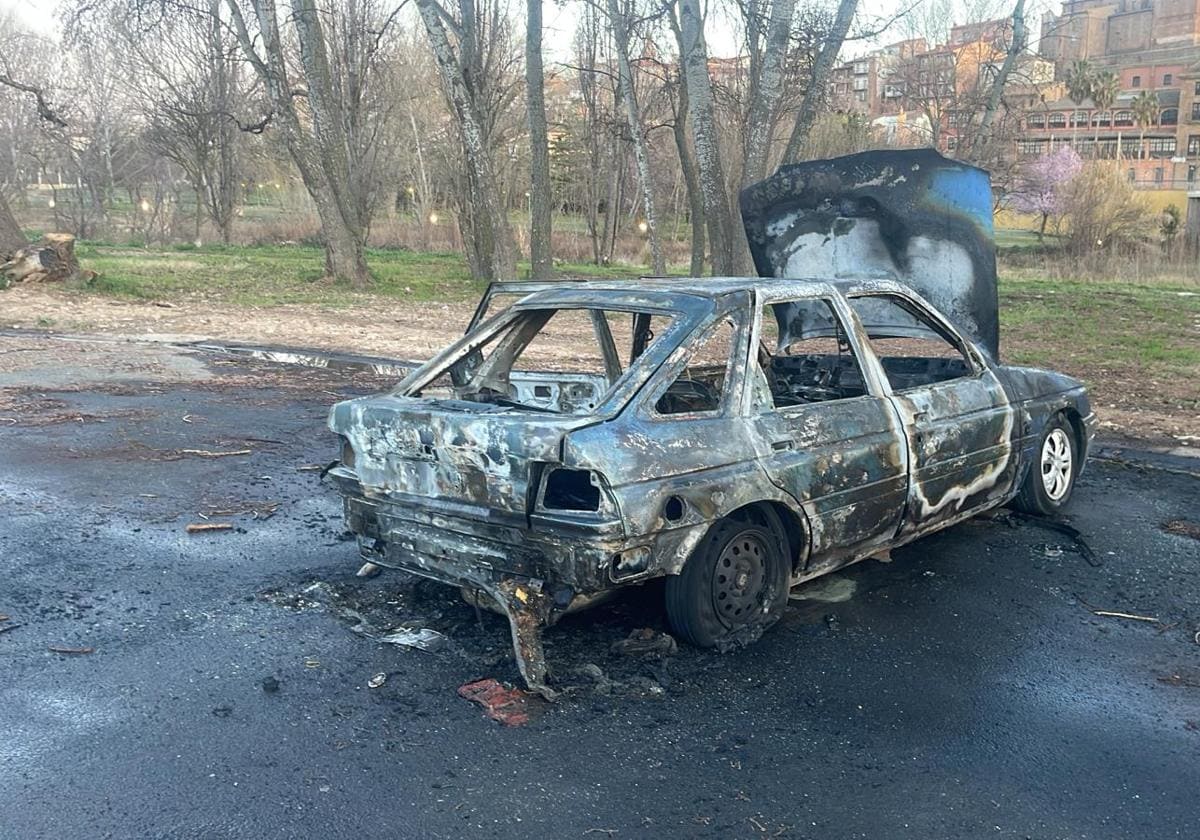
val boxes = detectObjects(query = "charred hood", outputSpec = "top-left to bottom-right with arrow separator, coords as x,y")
740,149 -> 999,358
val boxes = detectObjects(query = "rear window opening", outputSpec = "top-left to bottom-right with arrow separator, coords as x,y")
411,306 -> 673,414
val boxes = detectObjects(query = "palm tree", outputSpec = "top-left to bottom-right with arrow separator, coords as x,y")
1131,89 -> 1159,160
1091,70 -> 1121,157
1065,59 -> 1094,150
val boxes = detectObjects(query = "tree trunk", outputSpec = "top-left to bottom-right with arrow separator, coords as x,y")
608,0 -> 665,275
972,0 -> 1026,157
671,75 -> 706,275
1,233 -> 89,287
676,0 -> 737,275
526,0 -> 553,279
224,0 -> 371,287
416,0 -> 517,281
0,192 -> 26,256
742,0 -> 796,184
781,0 -> 858,165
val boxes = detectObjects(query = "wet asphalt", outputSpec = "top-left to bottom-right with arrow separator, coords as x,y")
1,350 -> 1198,840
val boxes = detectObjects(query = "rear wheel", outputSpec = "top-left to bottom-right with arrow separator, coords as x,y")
1013,413 -> 1078,515
665,518 -> 789,649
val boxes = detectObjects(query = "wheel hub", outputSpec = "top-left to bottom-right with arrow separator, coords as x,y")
712,532 -> 768,626
1040,428 -> 1073,501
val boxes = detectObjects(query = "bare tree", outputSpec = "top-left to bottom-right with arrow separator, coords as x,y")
605,0 -> 664,274
666,63 -> 705,274
215,0 -> 402,285
415,0 -> 519,281
740,0 -> 796,184
526,0 -> 552,277
120,1 -> 247,244
781,0 -> 858,164
675,0 -> 737,274
970,0 -> 1026,155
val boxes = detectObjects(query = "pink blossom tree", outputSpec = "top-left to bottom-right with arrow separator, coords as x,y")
1009,146 -> 1084,242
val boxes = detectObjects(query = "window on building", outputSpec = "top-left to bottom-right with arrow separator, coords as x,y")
1154,167 -> 1164,183
1127,168 -> 1136,183
1132,75 -> 1141,88
1114,110 -> 1133,127
1149,137 -> 1177,157
1163,73 -> 1173,86
1049,112 -> 1067,128
1161,108 -> 1178,125
854,61 -> 868,75
1189,165 -> 1196,183
1188,135 -> 1200,156
855,90 -> 866,102
1195,81 -> 1200,95
1027,113 -> 1045,128
1192,102 -> 1200,121
852,77 -> 868,91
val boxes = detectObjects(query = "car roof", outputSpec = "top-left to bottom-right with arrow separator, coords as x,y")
503,275 -> 912,306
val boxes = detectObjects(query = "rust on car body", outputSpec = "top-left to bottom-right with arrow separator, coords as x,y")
326,151 -> 1095,695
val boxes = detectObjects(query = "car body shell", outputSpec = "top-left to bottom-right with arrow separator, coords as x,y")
327,275 -> 1095,693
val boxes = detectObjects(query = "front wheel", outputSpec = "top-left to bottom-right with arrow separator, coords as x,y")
1013,413 -> 1078,515
665,519 -> 789,649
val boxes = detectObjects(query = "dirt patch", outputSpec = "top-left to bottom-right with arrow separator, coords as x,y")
4,286 -> 1197,442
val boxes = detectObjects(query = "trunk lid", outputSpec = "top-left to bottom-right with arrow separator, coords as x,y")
328,395 -> 599,516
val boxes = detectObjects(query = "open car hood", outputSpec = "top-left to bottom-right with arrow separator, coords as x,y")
740,149 -> 999,358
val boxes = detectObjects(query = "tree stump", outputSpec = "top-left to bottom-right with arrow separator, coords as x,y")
0,233 -> 92,289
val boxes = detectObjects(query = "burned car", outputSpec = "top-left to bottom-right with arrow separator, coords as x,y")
326,151 -> 1095,695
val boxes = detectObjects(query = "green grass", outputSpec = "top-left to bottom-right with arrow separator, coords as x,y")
73,242 -> 659,309
998,274 -> 1200,410
51,240 -> 1200,415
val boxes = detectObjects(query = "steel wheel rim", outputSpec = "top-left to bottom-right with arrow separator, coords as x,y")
712,531 -> 768,626
1040,428 -> 1073,501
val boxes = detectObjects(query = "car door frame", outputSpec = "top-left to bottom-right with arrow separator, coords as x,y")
840,288 -> 1018,536
745,284 -> 911,571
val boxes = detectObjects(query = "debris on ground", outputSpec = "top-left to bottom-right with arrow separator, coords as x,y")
0,622 -> 20,635
789,575 -> 857,603
610,628 -> 677,659
1092,609 -> 1160,623
1075,593 -> 1163,625
185,522 -> 233,534
575,663 -> 613,695
379,627 -> 448,652
356,562 -> 381,578
48,645 -> 94,654
1158,673 -> 1200,689
304,657 -> 321,669
177,448 -> 252,458
261,676 -> 280,694
1162,519 -> 1200,541
457,678 -> 537,726
367,672 -> 388,689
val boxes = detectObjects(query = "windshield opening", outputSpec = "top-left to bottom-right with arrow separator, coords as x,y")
410,306 -> 674,414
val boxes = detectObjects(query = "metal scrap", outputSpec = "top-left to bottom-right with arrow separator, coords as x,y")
378,627 -> 448,652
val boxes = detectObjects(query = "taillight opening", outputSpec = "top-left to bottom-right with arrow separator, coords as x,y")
542,468 -> 601,511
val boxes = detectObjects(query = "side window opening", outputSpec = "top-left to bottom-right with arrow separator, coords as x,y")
848,294 -> 973,390
412,307 -> 673,414
758,299 -> 868,408
655,318 -> 735,415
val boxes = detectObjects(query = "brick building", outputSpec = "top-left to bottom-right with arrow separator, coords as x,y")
1032,0 -> 1200,188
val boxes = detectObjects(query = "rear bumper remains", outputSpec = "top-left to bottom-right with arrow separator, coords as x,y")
329,466 -> 632,696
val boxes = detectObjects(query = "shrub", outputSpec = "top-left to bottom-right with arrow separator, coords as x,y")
1062,162 -> 1155,252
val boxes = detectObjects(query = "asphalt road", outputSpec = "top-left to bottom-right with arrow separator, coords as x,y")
1,343 -> 1198,840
